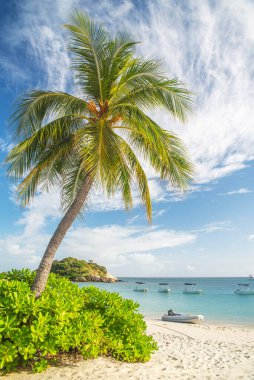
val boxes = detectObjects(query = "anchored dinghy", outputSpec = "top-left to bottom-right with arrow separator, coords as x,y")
133,282 -> 148,292
183,283 -> 203,294
162,313 -> 204,323
158,283 -> 171,293
235,283 -> 254,295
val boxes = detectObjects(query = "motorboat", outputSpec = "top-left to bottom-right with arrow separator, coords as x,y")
158,282 -> 171,293
183,283 -> 203,294
234,283 -> 254,295
162,313 -> 204,324
133,281 -> 148,292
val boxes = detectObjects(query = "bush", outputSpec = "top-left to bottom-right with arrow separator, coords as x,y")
0,268 -> 36,285
0,270 -> 157,373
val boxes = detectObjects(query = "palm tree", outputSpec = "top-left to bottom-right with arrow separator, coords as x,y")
6,12 -> 194,298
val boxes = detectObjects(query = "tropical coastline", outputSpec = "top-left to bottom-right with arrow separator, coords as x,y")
9,319 -> 254,380
79,277 -> 254,326
1,2 -> 254,380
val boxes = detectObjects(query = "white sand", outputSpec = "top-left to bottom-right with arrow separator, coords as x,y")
7,319 -> 254,380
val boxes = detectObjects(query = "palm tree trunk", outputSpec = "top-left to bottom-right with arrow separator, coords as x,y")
31,177 -> 93,298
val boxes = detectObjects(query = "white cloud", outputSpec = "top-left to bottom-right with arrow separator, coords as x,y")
0,184 -> 198,274
130,253 -> 155,265
219,188 -> 252,196
153,209 -> 166,218
15,191 -> 61,236
0,183 -> 248,276
127,215 -> 140,224
66,224 -> 196,255
195,220 -> 235,233
248,235 -> 254,241
1,0 -> 73,91
0,218 -> 197,274
0,181 -> 197,274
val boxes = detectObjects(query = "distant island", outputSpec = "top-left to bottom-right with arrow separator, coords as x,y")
51,257 -> 118,282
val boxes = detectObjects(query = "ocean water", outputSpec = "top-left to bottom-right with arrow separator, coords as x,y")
79,277 -> 254,326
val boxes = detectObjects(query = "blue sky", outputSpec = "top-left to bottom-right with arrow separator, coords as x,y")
0,0 -> 254,277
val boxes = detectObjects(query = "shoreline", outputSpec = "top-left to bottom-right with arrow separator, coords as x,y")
79,277 -> 254,327
146,316 -> 254,329
8,319 -> 254,380
143,312 -> 254,329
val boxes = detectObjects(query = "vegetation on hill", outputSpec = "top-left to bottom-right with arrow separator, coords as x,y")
50,257 -> 114,282
0,269 -> 157,373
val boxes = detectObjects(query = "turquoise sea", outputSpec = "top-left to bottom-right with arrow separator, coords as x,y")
79,277 -> 254,326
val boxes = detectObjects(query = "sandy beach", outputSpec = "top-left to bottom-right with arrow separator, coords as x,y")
7,319 -> 254,380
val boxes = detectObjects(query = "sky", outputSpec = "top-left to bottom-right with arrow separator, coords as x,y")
0,0 -> 254,277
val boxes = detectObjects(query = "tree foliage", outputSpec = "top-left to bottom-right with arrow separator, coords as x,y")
6,11 -> 194,223
0,270 -> 157,373
51,257 -> 108,281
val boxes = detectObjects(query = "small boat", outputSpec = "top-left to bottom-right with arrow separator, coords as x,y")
158,282 -> 171,293
133,281 -> 148,292
183,283 -> 203,294
248,274 -> 254,280
235,283 -> 254,295
162,313 -> 204,324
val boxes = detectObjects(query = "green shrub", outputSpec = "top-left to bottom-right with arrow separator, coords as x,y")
0,270 -> 157,373
0,268 -> 36,285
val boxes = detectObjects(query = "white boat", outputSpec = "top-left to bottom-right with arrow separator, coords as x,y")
133,281 -> 148,292
158,282 -> 171,293
248,274 -> 254,280
235,283 -> 254,295
162,313 -> 204,324
183,282 -> 203,294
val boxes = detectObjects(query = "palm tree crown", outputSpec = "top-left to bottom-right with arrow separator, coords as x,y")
6,12 -> 194,296
7,12 -> 193,221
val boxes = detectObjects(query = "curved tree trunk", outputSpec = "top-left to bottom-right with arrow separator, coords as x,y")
31,177 -> 93,298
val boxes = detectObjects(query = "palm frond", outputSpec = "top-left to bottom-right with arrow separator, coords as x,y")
60,156 -> 87,211
6,115 -> 86,179
65,11 -> 108,100
109,58 -> 164,104
102,33 -> 138,100
113,105 -> 194,189
10,90 -> 88,141
101,128 -> 133,210
117,134 -> 152,222
17,137 -> 75,205
108,54 -> 193,122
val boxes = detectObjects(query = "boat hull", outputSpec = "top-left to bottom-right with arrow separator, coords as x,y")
158,289 -> 171,293
183,290 -> 202,294
162,314 -> 204,323
235,290 -> 254,295
133,288 -> 148,292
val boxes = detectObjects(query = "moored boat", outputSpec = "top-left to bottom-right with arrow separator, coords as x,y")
235,283 -> 254,295
158,282 -> 171,293
183,282 -> 203,294
162,313 -> 204,323
133,281 -> 148,292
